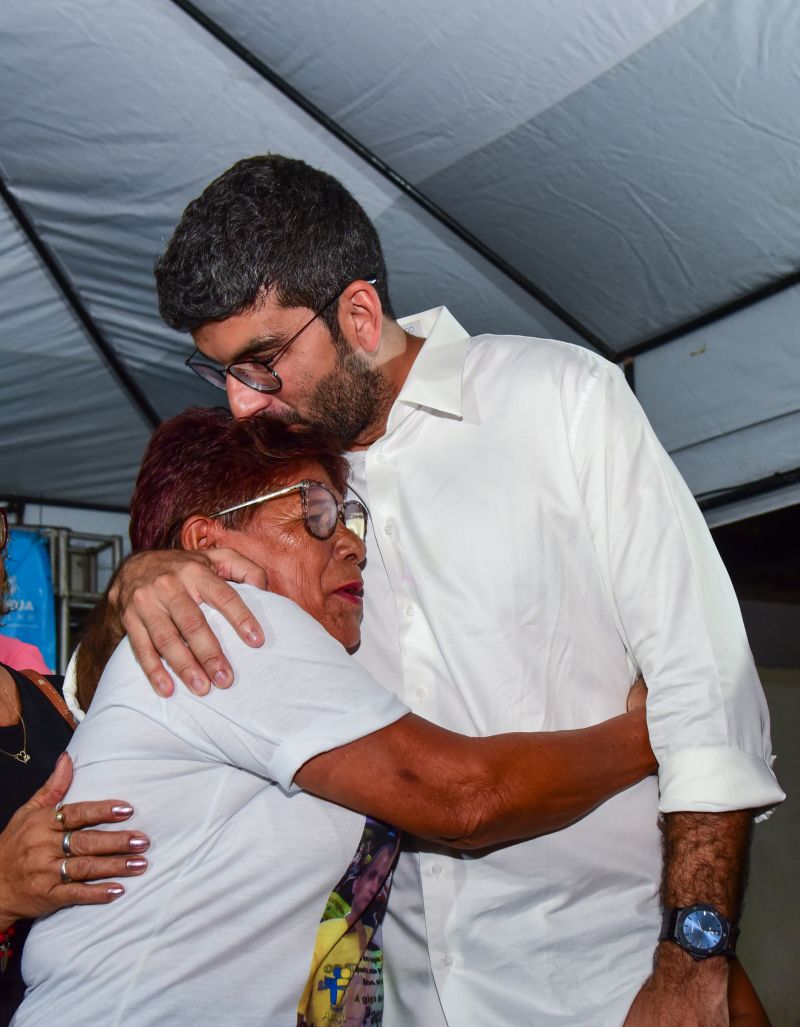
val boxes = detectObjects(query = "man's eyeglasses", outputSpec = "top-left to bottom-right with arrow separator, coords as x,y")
211,480 -> 368,542
186,279 -> 376,395
0,509 -> 7,555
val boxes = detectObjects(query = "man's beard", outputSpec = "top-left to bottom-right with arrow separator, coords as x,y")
303,348 -> 393,448
259,328 -> 390,449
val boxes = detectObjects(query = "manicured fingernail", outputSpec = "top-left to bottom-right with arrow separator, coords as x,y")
126,858 -> 148,871
112,804 -> 134,818
107,886 -> 125,898
246,627 -> 263,645
213,669 -> 231,688
128,836 -> 149,851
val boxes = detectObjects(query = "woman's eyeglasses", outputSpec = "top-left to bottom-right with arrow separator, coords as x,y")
211,480 -> 368,542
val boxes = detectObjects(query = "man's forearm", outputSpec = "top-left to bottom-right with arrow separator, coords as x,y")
624,810 -> 754,1026
662,809 -> 753,917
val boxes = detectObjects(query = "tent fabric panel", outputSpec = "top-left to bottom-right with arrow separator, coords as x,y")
418,0 -> 800,349
669,409 -> 800,500
0,0 -> 583,411
635,284 -> 800,453
0,202 -> 151,507
193,0 -> 706,183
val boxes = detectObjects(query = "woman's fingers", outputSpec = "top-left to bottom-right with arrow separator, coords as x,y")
53,881 -> 128,906
61,827 -> 149,858
58,799 -> 135,832
60,854 -> 148,884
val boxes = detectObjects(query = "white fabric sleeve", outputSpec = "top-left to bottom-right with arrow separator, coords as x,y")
570,362 -> 785,815
63,646 -> 85,722
156,585 -> 409,792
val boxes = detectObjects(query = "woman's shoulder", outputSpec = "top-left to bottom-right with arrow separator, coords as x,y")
0,634 -> 52,674
204,584 -> 350,661
212,584 -> 329,634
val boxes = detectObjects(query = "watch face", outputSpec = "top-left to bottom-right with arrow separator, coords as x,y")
679,907 -> 725,954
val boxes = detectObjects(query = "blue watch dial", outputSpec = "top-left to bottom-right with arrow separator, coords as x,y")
680,909 -> 724,951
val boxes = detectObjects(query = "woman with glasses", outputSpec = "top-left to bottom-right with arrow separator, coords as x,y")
0,513 -> 150,1027
13,406 -> 658,1027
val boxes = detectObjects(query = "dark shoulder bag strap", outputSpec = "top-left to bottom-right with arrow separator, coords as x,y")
20,669 -> 76,731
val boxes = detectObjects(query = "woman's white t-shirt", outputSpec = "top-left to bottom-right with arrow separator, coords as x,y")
16,586 -> 408,1027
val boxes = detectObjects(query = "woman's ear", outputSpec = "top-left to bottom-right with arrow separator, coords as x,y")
181,515 -> 218,552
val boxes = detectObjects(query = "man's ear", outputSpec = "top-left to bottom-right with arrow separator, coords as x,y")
181,515 -> 218,552
339,279 -> 383,355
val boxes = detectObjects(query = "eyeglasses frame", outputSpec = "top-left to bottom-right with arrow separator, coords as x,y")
0,508 -> 7,555
210,479 -> 368,542
185,278 -> 377,394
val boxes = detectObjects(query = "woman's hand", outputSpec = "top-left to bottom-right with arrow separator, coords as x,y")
108,548 -> 268,696
0,754 -> 151,929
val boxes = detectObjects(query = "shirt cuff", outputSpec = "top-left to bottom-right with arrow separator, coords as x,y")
658,747 -> 785,820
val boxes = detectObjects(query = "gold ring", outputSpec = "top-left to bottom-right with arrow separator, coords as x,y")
62,830 -> 74,856
60,858 -> 72,885
55,801 -> 66,825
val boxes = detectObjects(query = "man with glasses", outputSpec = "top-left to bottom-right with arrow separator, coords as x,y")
94,155 -> 782,1026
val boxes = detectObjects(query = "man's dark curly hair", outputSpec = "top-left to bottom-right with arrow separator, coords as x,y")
154,154 -> 394,334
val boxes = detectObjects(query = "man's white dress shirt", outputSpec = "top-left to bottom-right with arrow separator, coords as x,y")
347,307 -> 784,1027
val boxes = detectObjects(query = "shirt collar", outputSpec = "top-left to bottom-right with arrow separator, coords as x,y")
393,307 -> 470,420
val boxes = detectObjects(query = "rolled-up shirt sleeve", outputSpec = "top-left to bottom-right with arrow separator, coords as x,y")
570,361 -> 785,815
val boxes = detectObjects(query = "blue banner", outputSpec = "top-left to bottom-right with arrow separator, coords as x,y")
3,529 -> 57,670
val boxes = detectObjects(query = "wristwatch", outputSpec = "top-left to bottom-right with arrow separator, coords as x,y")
660,904 -> 739,960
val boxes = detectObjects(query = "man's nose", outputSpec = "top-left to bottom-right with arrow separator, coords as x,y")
226,376 -> 273,419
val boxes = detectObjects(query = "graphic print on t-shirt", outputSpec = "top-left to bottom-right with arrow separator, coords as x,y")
297,817 -> 401,1027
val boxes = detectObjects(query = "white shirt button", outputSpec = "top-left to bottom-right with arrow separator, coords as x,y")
431,863 -> 443,876
404,603 -> 416,618
442,954 -> 454,967
384,521 -> 394,536
414,686 -> 428,700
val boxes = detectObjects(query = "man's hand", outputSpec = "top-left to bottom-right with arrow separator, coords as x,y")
624,944 -> 728,1026
0,755 -> 151,930
109,548 -> 267,696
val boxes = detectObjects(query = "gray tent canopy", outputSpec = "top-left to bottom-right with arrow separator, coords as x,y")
1,0 -> 798,525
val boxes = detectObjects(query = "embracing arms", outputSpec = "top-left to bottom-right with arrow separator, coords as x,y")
296,702 -> 654,848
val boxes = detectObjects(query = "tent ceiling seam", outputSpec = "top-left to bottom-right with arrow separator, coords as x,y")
168,0 -> 614,359
697,465 -> 800,513
617,269 -> 800,361
0,175 -> 161,432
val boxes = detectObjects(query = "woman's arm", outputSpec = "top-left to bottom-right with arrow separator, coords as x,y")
296,706 -> 655,848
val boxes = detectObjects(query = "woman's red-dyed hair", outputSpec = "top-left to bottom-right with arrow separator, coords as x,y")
129,407 -> 349,551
